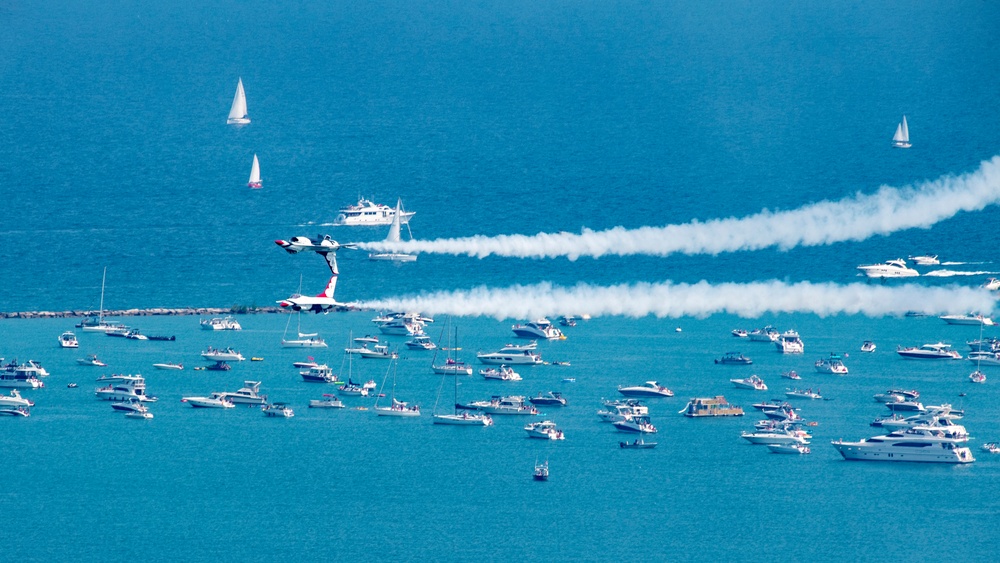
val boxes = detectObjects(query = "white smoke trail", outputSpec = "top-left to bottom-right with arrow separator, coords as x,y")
356,280 -> 997,320
359,156 -> 1000,259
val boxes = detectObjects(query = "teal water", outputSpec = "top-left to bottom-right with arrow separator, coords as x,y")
3,1 -> 1000,560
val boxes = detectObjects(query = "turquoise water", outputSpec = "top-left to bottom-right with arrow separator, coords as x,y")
3,1 -> 1000,560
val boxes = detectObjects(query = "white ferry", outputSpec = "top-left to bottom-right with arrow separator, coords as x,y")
333,198 -> 415,226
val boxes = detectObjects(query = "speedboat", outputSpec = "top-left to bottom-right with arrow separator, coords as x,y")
969,371 -> 987,383
124,329 -> 148,340
300,365 -> 340,383
182,394 -> 235,408
715,352 -> 752,365
205,361 -> 232,371
125,410 -> 154,420
432,358 -> 473,376
775,330 -> 804,354
309,394 -> 345,408
908,254 -> 939,266
95,375 -> 156,402
814,354 -> 848,374
215,381 -> 267,405
0,389 -> 33,408
860,340 -> 876,353
110,398 -> 147,413
558,316 -> 577,327
730,375 -> 767,391
480,365 -> 521,381
293,360 -> 319,369
896,343 -> 962,360
731,329 -> 748,338
967,352 -> 1000,366
618,381 -> 673,398
333,197 -> 415,226
338,379 -> 369,397
982,443 -> 1000,454
832,428 -> 975,463
263,403 -> 294,418
511,319 -> 564,340
856,258 -> 919,278
761,406 -> 803,423
200,316 -> 242,331
524,420 -> 565,440
785,388 -> 822,400
528,391 -> 567,407
741,427 -> 811,445
967,337 -> 1000,353
152,362 -> 183,370
940,313 -> 995,326
200,347 -> 245,362
767,443 -> 811,454
619,438 -> 657,449
355,335 -> 379,343
461,395 -> 538,415
748,326 -> 780,342
0,406 -> 30,417
873,389 -> 920,403
357,344 -> 397,360
613,415 -> 657,433
533,461 -> 549,481
781,370 -> 801,380
405,335 -> 437,350
77,354 -> 107,367
58,331 -> 79,348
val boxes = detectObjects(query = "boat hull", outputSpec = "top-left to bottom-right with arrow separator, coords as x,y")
433,414 -> 492,426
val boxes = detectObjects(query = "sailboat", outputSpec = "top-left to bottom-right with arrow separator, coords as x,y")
374,357 -> 420,417
891,115 -> 911,148
431,324 -> 473,376
227,78 -> 250,125
433,352 -> 494,426
77,267 -> 124,333
970,323 -> 987,384
247,154 -> 262,189
281,312 -> 327,348
368,199 -> 417,262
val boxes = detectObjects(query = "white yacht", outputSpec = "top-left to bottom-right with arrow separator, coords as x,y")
480,365 -> 522,381
873,389 -> 920,403
856,258 -> 919,278
0,389 -> 33,408
597,399 -> 648,423
433,411 -> 494,426
263,403 -> 294,418
58,331 -> 79,348
730,375 -> 767,391
524,420 -> 565,440
477,344 -> 544,365
814,354 -> 848,374
95,375 -> 156,402
785,388 -> 823,400
214,381 -> 267,405
967,351 -> 1000,366
309,394 -> 345,408
182,394 -> 235,408
357,344 -> 398,360
200,316 -> 242,331
405,335 -> 437,350
766,443 -> 811,454
375,398 -> 421,417
832,428 -> 975,463
431,358 -> 473,376
152,362 -> 184,370
940,313 -> 995,326
775,330 -> 804,354
741,427 -> 811,445
377,316 -> 425,336
461,395 -> 538,415
748,325 -> 780,342
511,319 -> 564,340
618,381 -> 674,398
200,347 -> 245,362
333,197 -> 415,226
0,367 -> 44,389
860,340 -> 876,353
896,343 -> 962,360
908,254 -> 939,266
300,365 -> 339,383
613,415 -> 657,434
77,354 -> 107,367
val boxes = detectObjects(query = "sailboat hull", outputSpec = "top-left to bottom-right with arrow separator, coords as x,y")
433,414 -> 493,426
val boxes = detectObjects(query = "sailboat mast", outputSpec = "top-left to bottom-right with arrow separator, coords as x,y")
98,267 -> 107,323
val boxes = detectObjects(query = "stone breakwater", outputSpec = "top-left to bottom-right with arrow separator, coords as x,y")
0,307 -> 288,320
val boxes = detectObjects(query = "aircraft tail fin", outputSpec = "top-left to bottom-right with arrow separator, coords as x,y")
316,274 -> 337,299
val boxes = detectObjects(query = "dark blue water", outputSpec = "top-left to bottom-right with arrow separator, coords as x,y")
3,1 -> 1000,560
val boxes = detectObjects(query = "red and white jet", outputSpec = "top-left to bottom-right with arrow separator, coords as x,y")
274,236 -> 356,313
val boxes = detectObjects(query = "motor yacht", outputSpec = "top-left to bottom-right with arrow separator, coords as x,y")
104,324 -> 131,338
617,381 -> 674,398
0,406 -> 30,417
477,345 -> 544,365
58,331 -> 79,348
873,389 -> 920,403
885,400 -> 926,413
263,403 -> 294,417
309,394 -> 345,408
896,343 -> 962,360
293,360 -> 320,369
728,375 -> 766,391
460,395 -> 538,415
613,415 -> 657,433
597,401 -> 648,423
967,351 -> 1000,366
182,394 -> 235,408
524,420 -> 565,440
715,352 -> 752,365
95,375 -> 156,402
528,391 -> 567,407
2,359 -> 49,379
480,365 -> 521,381
860,340 -> 876,353
405,335 -> 437,350
358,344 -> 397,360
748,325 -> 780,342
741,427 -> 811,445
814,354 -> 848,374
0,369 -> 44,389
124,329 -> 148,340
377,315 -> 425,336
200,316 -> 242,331
333,197 -> 415,226
940,313 -> 995,326
0,389 -> 33,409
767,443 -> 811,454
300,365 -> 340,383
681,396 -> 744,417
152,362 -> 184,370
785,388 -> 822,400
856,258 -> 920,278
761,406 -> 804,423
77,354 -> 107,367
215,381 -> 267,405
511,319 -> 564,340
967,337 -> 1000,353
110,398 -> 147,413
832,428 -> 975,463
200,347 -> 245,362
775,330 -> 804,354
908,254 -> 939,266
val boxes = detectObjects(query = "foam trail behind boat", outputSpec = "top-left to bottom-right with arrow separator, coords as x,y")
356,281 -> 997,320
360,156 -> 1000,259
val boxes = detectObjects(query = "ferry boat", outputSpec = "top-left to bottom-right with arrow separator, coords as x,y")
333,197 -> 415,226
681,396 -> 744,417
200,316 -> 242,331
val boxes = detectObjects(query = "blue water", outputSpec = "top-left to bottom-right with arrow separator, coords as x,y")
3,1 -> 1000,560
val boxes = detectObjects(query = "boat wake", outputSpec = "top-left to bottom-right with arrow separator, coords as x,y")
356,281 -> 997,320
941,261 -> 989,266
360,156 -> 1000,260
922,269 -> 1000,277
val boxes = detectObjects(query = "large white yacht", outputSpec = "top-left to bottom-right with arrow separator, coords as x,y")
896,342 -> 962,360
200,316 -> 242,331
618,381 -> 674,398
775,330 -> 804,354
333,197 -> 415,226
0,389 -> 33,408
741,426 -> 811,445
377,315 -> 425,336
748,326 -> 780,342
856,258 -> 920,278
200,347 -> 245,362
511,319 -> 565,340
214,381 -> 267,405
182,394 -> 235,408
832,428 -> 975,463
477,343 -> 544,365
95,374 -> 156,402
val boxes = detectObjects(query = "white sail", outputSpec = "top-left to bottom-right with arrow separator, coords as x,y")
892,115 -> 910,148
227,78 -> 250,124
248,154 -> 261,188
385,199 -> 403,243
